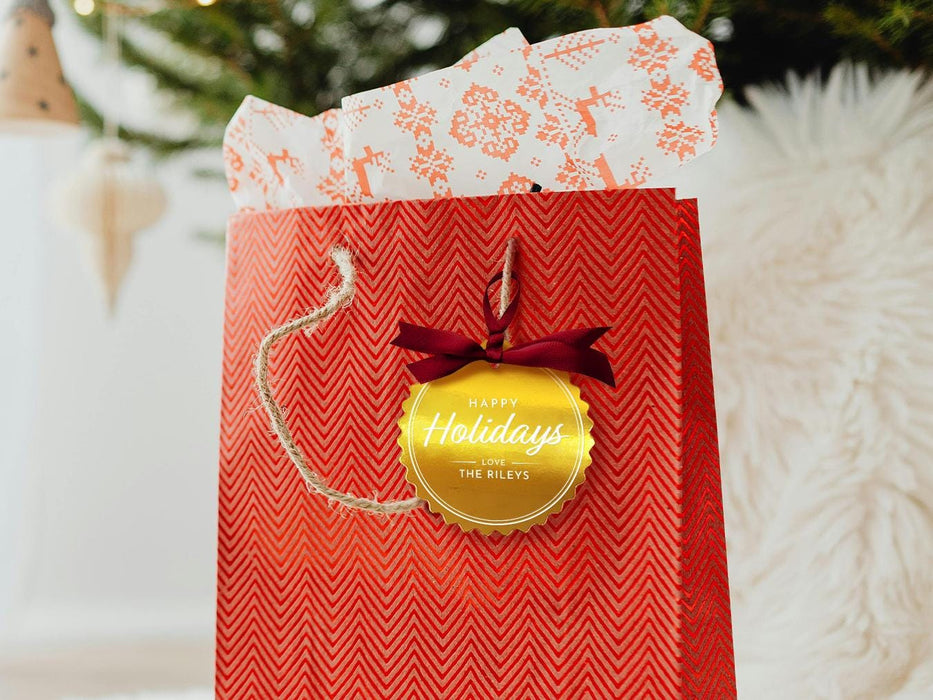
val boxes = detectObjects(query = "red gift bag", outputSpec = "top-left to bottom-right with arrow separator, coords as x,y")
216,188 -> 735,697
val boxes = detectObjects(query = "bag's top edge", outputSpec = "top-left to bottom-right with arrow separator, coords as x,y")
227,187 -> 686,225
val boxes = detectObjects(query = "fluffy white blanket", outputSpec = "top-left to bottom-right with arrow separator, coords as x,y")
676,63 -> 933,699
73,64 -> 933,700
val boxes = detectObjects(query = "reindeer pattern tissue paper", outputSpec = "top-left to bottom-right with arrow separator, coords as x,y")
224,16 -> 721,209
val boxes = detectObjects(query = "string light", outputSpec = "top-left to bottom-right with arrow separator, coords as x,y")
72,0 -> 219,16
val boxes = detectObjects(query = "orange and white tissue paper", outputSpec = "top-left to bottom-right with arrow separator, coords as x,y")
223,27 -> 528,210
224,16 -> 722,211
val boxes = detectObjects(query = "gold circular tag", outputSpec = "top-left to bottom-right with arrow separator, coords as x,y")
398,363 -> 594,535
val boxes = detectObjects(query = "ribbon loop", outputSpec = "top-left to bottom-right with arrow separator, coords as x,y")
391,270 -> 615,387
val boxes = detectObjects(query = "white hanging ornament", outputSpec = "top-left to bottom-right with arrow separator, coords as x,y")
51,138 -> 166,312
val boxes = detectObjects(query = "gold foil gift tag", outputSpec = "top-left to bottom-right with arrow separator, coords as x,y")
398,362 -> 594,535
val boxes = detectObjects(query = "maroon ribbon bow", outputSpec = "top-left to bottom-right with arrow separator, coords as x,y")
391,272 -> 615,387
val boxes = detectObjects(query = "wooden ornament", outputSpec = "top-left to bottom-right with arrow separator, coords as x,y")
0,0 -> 79,132
52,139 -> 166,312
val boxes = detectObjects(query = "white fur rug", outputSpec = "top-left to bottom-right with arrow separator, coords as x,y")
72,65 -> 933,700
677,64 -> 933,699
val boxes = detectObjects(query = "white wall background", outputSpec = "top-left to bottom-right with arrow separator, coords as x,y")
0,1 -> 231,651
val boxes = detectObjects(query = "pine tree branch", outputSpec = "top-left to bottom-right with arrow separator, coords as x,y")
590,1 -> 611,27
692,0 -> 715,31
75,89 -> 219,156
824,4 -> 906,63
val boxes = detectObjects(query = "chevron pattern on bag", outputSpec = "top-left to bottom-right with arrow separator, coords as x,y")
676,198 -> 736,697
217,188 -> 735,698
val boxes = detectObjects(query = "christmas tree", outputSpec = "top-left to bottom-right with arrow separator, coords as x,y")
75,0 -> 932,154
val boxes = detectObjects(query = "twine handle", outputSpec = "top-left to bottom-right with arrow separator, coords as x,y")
255,239 -> 519,513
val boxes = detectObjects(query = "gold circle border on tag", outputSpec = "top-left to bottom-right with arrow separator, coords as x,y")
398,365 -> 594,535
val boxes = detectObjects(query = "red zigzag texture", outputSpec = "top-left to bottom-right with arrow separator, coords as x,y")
216,188 -> 736,698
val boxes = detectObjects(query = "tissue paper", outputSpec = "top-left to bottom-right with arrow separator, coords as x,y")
224,28 -> 528,210
342,16 -> 721,202
224,16 -> 722,210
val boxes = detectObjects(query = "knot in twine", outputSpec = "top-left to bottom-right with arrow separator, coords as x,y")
254,239 -> 519,514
